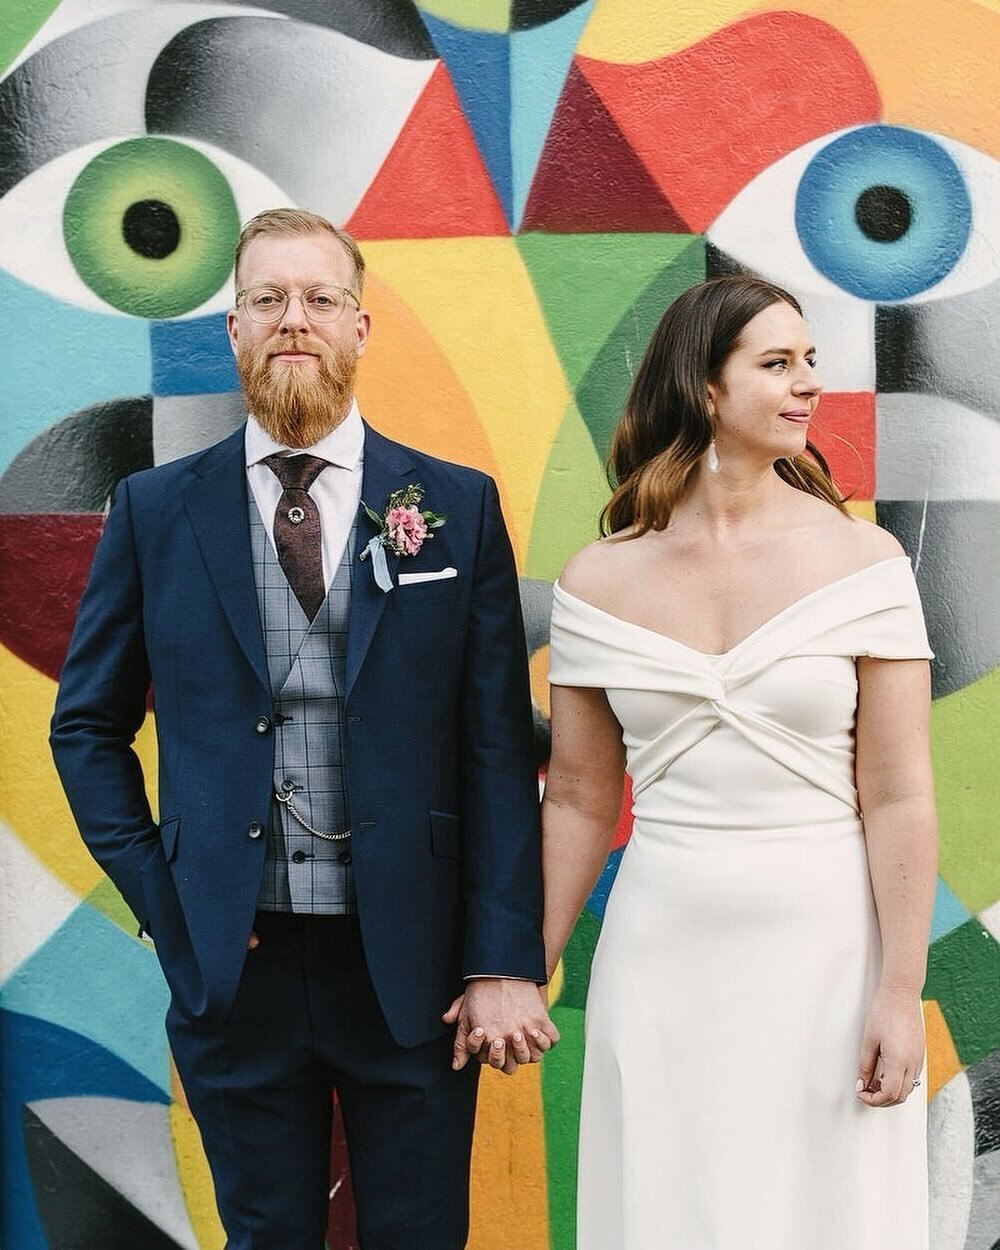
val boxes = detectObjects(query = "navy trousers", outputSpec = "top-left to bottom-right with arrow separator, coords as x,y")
167,914 -> 480,1250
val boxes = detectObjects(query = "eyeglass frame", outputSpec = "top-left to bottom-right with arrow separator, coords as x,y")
234,283 -> 362,324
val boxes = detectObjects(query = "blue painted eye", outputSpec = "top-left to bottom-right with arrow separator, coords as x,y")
794,125 -> 972,301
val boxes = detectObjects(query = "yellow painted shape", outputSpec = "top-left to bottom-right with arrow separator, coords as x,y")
355,268 -> 503,507
529,643 -> 551,721
363,240 -> 570,560
469,1060 -> 549,1250
576,0 -> 1000,157
0,642 -> 158,893
170,1058 -> 225,1249
578,0 -> 749,60
545,954 -> 564,1007
795,0 -> 1000,157
923,999 -> 963,1101
845,500 -> 875,522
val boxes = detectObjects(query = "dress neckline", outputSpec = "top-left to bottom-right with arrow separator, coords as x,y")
553,556 -> 908,659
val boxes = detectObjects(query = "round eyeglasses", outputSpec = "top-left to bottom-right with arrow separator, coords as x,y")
235,284 -> 360,324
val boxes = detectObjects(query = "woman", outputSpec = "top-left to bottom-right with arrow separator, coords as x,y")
542,276 -> 936,1249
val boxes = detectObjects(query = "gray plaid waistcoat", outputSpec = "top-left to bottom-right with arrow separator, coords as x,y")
249,499 -> 357,913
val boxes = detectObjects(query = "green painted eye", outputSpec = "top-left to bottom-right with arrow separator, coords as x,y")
63,137 -> 239,318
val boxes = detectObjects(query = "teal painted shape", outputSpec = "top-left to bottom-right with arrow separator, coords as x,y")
0,269 -> 151,475
0,901 -> 170,1094
509,0 -> 595,229
931,875 -> 972,942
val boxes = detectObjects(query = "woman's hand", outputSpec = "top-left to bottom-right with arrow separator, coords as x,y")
856,986 -> 925,1107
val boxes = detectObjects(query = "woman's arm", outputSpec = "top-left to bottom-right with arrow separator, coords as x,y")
854,655 -> 937,1106
542,683 -> 627,979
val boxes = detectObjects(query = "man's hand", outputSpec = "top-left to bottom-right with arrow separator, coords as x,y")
443,979 -> 559,1076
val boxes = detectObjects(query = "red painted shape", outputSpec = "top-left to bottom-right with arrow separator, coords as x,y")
810,392 -> 875,501
522,63 -> 689,232
346,62 -> 508,239
0,514 -> 102,681
578,13 -> 881,231
612,774 -> 634,851
327,1094 -> 359,1249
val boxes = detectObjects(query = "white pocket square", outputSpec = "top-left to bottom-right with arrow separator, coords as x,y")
398,567 -> 458,585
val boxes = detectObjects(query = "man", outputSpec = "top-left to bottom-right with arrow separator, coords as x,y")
50,208 -> 557,1250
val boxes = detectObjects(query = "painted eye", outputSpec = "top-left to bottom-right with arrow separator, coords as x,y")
62,137 -> 238,317
0,136 -> 289,317
794,126 -> 971,301
708,125 -> 999,305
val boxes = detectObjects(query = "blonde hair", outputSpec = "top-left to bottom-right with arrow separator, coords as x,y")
234,208 -> 365,295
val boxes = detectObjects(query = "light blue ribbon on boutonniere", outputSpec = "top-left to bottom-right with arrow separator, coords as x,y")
360,534 -> 394,592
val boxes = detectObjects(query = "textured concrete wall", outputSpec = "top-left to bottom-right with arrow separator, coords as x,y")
1,2 -> 998,1248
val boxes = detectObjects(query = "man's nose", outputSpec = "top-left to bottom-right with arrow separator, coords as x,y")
279,292 -> 310,332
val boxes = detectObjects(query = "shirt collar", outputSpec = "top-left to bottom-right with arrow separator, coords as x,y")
245,399 -> 364,471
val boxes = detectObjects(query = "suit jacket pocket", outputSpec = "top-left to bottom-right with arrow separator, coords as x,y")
430,810 -> 461,859
159,816 -> 180,863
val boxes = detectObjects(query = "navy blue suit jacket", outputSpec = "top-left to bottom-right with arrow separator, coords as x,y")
50,423 -> 545,1046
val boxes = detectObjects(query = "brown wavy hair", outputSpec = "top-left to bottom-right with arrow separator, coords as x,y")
601,276 -> 847,536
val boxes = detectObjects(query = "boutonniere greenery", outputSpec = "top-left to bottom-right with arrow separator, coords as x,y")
359,483 -> 447,592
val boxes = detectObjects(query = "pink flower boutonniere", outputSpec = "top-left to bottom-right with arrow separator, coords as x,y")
359,483 -> 447,592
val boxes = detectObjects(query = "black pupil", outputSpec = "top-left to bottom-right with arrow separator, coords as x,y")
122,200 -> 181,259
854,185 -> 912,243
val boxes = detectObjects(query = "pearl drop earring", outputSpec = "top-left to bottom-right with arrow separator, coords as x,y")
707,440 -> 721,473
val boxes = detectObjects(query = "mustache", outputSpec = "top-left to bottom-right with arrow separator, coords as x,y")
235,329 -> 358,448
264,332 -> 329,359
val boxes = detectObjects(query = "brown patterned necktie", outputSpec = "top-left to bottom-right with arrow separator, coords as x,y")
262,453 -> 329,621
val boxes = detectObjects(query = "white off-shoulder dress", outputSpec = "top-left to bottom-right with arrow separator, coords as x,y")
548,556 -> 932,1250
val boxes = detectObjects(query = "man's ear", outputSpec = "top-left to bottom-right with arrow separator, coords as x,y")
226,308 -> 239,356
355,309 -> 371,357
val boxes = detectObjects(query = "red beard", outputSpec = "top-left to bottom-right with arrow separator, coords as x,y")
237,332 -> 358,448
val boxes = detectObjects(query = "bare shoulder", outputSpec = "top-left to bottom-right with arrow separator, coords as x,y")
559,533 -> 642,603
837,513 -> 907,564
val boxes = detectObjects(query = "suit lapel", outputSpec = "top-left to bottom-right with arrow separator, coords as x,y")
182,426 -> 270,693
346,424 -> 416,695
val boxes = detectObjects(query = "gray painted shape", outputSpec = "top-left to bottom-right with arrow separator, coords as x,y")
969,1047 -> 1000,1157
145,17 -> 433,223
152,391 -> 246,467
875,393 -> 1000,502
0,397 -> 153,513
519,576 -> 554,765
26,1096 -> 199,1250
0,8 -> 238,197
208,0 -> 436,57
876,499 -> 1000,697
929,1071 -> 974,1250
876,286 -> 1000,418
965,1149 -> 1000,1250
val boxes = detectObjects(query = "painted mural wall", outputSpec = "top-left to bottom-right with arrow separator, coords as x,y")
1,1 -> 998,1247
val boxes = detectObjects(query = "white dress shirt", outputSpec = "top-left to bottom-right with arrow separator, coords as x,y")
245,401 -> 365,588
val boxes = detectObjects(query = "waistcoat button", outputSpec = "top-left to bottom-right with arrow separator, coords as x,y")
291,850 -> 307,864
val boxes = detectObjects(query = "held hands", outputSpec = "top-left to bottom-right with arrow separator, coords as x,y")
856,985 -> 925,1107
443,979 -> 560,1076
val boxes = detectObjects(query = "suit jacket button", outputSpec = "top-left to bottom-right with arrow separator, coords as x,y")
247,822 -> 263,839
255,716 -> 271,734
